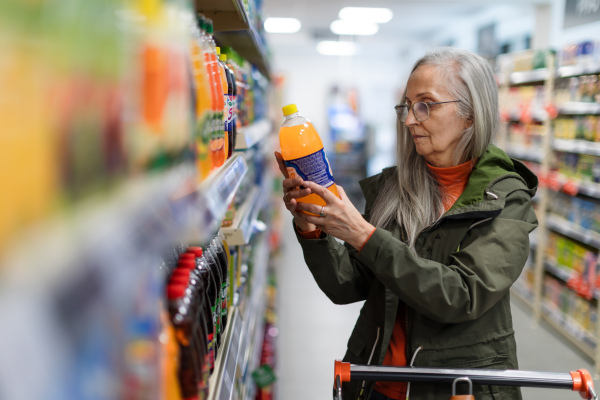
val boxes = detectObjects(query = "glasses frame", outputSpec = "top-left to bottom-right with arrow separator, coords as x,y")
395,100 -> 462,122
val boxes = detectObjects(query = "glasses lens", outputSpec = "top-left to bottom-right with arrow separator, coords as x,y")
396,105 -> 408,122
414,102 -> 429,121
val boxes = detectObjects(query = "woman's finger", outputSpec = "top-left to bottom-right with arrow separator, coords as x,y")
295,201 -> 326,217
282,177 -> 305,190
287,187 -> 312,199
274,151 -> 289,178
303,181 -> 339,204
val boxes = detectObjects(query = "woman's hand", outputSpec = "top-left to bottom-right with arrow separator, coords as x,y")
294,181 -> 376,250
274,151 -> 317,232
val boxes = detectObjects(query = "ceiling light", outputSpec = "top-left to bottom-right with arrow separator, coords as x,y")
339,7 -> 393,23
330,20 -> 379,36
316,41 -> 358,56
264,17 -> 301,33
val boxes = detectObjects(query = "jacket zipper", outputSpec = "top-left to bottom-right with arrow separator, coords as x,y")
359,326 -> 381,398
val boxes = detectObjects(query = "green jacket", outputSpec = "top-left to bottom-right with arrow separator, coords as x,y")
295,145 -> 538,400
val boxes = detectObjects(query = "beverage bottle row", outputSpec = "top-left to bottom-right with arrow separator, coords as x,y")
163,235 -> 231,399
1,0 -> 269,254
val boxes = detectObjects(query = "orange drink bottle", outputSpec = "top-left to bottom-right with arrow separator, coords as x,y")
279,104 -> 339,208
191,17 -> 212,180
216,48 -> 229,160
206,22 -> 225,167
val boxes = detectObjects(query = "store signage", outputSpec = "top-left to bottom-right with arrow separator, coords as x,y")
564,0 -> 600,28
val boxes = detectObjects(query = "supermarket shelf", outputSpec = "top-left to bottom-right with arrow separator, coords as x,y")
235,119 -> 273,150
553,138 -> 600,156
209,231 -> 270,400
558,64 -> 600,78
506,109 -> 548,122
504,144 -> 544,163
541,301 -> 596,359
195,0 -> 271,79
209,307 -> 242,400
509,68 -> 550,85
195,153 -> 249,243
195,0 -> 249,31
546,214 -> 600,249
1,155 -> 248,285
215,29 -> 270,80
221,186 -> 262,246
557,102 -> 600,115
544,260 -> 600,300
550,171 -> 600,199
544,260 -> 572,283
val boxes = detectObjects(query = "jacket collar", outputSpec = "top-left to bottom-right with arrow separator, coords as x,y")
359,144 -> 538,220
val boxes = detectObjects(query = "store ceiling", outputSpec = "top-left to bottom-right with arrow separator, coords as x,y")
262,0 -> 549,52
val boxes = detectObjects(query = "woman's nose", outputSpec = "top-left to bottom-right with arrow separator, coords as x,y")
404,107 -> 419,127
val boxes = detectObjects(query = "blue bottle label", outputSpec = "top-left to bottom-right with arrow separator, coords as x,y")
285,149 -> 335,188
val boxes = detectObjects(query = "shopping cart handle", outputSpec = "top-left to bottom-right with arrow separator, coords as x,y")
334,361 -> 597,400
571,369 -> 596,400
335,360 -> 351,384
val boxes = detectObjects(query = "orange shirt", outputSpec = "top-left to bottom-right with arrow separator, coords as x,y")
374,159 -> 474,399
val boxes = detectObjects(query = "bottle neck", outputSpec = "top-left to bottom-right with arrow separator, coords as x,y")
284,112 -> 299,120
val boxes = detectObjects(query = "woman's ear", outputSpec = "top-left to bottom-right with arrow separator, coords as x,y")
465,116 -> 473,129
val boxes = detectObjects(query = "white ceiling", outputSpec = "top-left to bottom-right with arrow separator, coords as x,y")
262,0 -> 550,56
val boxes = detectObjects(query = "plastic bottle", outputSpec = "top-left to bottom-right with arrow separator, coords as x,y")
166,283 -> 201,400
216,48 -> 230,160
191,15 -> 212,180
211,238 -> 229,329
279,104 -> 339,208
205,20 -> 226,168
220,52 -> 236,159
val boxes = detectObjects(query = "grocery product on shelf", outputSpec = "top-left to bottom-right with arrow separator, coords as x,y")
560,40 -> 600,68
279,104 -> 339,208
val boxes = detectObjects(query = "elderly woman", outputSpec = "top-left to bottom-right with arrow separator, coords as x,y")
275,47 -> 537,400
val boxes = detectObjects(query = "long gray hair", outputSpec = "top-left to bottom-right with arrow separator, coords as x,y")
369,47 -> 499,252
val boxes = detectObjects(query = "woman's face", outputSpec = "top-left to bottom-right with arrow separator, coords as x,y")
404,65 -> 470,168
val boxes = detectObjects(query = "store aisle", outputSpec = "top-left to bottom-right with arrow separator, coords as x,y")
276,215 -> 595,400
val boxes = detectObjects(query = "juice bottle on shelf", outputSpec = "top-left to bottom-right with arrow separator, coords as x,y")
279,104 -> 339,209
186,247 -> 221,349
191,15 -> 212,181
166,283 -> 201,400
211,237 -> 229,329
159,308 -> 183,400
204,245 -> 226,334
218,51 -> 235,159
205,20 -> 226,168
216,48 -> 229,159
228,61 -> 238,153
168,272 -> 209,397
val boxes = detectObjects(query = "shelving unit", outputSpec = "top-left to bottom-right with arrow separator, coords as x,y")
500,53 -> 600,370
235,119 -> 273,150
195,0 -> 271,79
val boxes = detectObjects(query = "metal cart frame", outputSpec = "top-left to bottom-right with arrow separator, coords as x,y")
333,360 -> 597,400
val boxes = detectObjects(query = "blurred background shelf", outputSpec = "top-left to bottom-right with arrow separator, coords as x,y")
553,139 -> 600,156
557,102 -> 600,115
546,214 -> 600,249
509,69 -> 550,85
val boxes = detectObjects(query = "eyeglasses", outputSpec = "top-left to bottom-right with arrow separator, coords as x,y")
395,100 -> 462,122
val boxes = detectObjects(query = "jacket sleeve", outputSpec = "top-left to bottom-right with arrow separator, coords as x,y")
356,187 -> 537,324
295,223 -> 375,305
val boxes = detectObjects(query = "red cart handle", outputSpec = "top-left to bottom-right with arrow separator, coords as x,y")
335,360 -> 351,383
571,369 -> 596,399
334,361 -> 597,400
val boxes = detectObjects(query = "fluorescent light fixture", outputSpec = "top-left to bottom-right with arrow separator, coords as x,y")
339,7 -> 393,23
330,20 -> 379,36
317,41 -> 358,56
264,17 -> 301,33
